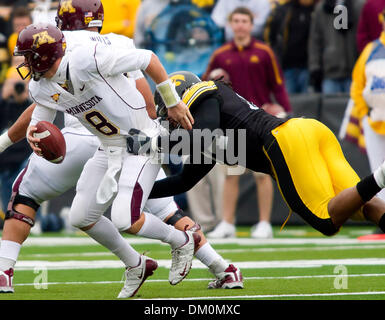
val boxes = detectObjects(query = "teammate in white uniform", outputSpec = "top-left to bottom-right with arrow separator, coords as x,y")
1,19 -> 201,298
0,0 -> 243,296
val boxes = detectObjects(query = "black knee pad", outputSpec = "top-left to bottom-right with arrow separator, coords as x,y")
12,193 -> 40,211
5,192 -> 39,227
165,209 -> 186,226
165,209 -> 201,232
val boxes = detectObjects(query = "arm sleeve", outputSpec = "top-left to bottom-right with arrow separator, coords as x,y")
30,104 -> 57,126
149,155 -> 216,198
149,96 -> 221,198
264,46 -> 292,111
350,42 -> 372,120
157,97 -> 221,154
94,43 -> 153,77
127,70 -> 144,80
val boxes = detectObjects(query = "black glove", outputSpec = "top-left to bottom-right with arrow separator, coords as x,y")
126,128 -> 154,155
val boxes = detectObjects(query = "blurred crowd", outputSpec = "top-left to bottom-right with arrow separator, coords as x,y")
0,0 -> 383,236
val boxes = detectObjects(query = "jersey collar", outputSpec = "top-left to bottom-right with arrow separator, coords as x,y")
231,37 -> 255,52
50,54 -> 69,85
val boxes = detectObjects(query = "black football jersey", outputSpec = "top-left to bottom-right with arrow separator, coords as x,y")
183,80 -> 286,173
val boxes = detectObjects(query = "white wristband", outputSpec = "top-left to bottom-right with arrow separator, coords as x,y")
156,79 -> 181,108
0,131 -> 13,153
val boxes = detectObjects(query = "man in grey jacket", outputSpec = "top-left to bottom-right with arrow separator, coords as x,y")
308,0 -> 365,94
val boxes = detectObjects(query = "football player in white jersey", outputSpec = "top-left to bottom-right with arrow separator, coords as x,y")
0,0 -> 243,296
0,19 -> 201,297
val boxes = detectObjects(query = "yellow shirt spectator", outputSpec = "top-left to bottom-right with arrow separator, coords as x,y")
7,32 -> 18,57
345,31 -> 385,152
101,0 -> 141,38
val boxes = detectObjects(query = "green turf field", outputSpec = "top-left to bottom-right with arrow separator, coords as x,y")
1,225 -> 385,301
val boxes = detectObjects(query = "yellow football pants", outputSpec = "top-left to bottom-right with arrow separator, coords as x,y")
263,118 -> 364,235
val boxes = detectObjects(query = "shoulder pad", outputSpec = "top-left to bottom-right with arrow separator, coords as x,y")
182,81 -> 218,109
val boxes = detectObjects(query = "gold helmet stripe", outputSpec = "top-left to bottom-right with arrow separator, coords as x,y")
182,81 -> 217,108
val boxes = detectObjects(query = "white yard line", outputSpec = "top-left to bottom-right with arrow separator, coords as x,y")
14,273 -> 385,287
138,291 -> 385,300
14,258 -> 385,270
216,244 -> 385,253
19,243 -> 385,258
15,237 -> 385,247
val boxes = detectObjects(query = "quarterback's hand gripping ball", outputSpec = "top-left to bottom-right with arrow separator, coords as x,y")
33,121 -> 66,164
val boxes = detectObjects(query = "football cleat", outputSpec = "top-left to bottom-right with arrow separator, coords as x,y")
117,256 -> 158,298
169,230 -> 201,285
208,264 -> 243,289
0,268 -> 14,293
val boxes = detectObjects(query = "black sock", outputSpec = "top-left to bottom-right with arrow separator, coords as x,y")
356,174 -> 382,202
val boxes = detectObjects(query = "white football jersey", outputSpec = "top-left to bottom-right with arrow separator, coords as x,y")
29,41 -> 158,147
61,30 -> 144,133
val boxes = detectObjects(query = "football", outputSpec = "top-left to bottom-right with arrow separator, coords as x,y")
261,103 -> 288,119
33,121 -> 66,164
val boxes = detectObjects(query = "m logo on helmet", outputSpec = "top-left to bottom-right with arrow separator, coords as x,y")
58,0 -> 76,15
170,74 -> 185,87
32,31 -> 56,49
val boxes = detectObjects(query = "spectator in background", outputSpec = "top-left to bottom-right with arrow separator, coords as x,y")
264,0 -> 315,94
203,7 -> 291,239
349,6 -> 385,202
356,0 -> 385,53
191,0 -> 216,13
7,6 -> 32,57
203,7 -> 292,112
0,57 -> 31,213
0,27 -> 8,86
101,0 -> 141,38
211,0 -> 271,42
308,0 -> 365,94
134,0 -> 170,48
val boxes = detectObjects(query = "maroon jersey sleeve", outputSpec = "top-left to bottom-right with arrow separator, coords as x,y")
262,44 -> 292,112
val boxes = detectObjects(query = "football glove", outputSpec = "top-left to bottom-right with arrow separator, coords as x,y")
126,128 -> 160,155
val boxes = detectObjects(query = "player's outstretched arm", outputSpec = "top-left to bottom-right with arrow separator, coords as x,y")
145,53 -> 194,130
135,77 -> 157,119
0,103 -> 36,152
149,155 -> 216,199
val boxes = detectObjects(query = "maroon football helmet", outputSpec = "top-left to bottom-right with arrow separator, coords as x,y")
56,0 -> 104,31
14,23 -> 66,81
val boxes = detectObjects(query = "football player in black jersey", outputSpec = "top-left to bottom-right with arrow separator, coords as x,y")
127,71 -> 385,237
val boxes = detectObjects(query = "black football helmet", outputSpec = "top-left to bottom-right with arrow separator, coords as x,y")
155,71 -> 201,126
